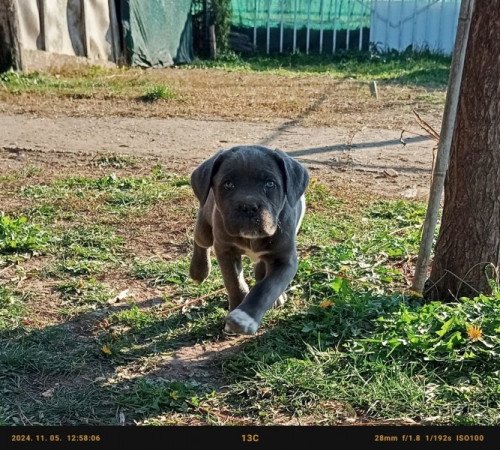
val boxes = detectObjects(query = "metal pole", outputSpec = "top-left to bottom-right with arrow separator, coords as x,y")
319,0 -> 325,53
254,0 -> 258,50
38,0 -> 46,52
306,0 -> 311,54
280,0 -> 284,53
333,0 -> 338,53
292,0 -> 298,53
369,0 -> 377,50
359,0 -> 364,51
266,0 -> 271,54
108,0 -> 121,63
412,0 -> 476,293
346,0 -> 353,50
81,0 -> 89,57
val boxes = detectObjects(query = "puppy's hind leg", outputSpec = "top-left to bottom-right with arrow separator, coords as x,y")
216,247 -> 249,311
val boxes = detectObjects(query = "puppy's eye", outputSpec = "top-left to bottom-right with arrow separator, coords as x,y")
223,181 -> 235,190
265,180 -> 276,189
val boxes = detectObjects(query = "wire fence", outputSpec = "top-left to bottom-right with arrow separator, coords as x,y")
231,0 -> 461,54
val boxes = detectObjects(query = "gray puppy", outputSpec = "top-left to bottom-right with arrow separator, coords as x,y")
189,145 -> 309,334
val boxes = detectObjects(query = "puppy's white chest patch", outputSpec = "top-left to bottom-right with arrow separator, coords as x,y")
243,249 -> 266,262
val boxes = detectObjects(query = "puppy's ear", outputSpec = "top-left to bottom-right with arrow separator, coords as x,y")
274,149 -> 309,205
190,150 -> 225,205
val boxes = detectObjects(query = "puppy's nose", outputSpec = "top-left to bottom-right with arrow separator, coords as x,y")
238,202 -> 260,215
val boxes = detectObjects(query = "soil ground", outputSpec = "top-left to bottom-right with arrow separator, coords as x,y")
0,67 -> 447,425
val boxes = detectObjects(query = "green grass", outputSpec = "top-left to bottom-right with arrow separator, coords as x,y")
195,50 -> 451,86
0,214 -> 49,255
25,204 -> 61,224
0,326 -> 94,375
58,225 -> 123,261
0,69 -> 179,101
56,278 -> 115,318
218,285 -> 499,424
114,378 -> 204,419
0,286 -> 26,331
22,172 -> 191,215
47,258 -> 109,278
91,154 -> 139,169
57,278 -> 114,305
140,85 -> 176,102
361,199 -> 426,259
1,168 -> 498,426
0,51 -> 449,105
0,165 -> 42,182
132,258 -> 192,287
45,224 -> 123,278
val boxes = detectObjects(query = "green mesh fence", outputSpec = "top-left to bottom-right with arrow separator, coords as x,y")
231,0 -> 371,31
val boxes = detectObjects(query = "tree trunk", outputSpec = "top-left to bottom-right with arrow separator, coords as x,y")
0,0 -> 23,71
427,0 -> 500,300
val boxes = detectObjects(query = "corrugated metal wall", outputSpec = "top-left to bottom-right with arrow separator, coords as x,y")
371,0 -> 460,54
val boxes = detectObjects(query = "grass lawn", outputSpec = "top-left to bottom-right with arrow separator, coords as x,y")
0,51 -> 448,130
0,153 -> 498,426
195,51 -> 451,85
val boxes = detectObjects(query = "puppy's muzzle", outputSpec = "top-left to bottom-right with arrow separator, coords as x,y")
227,202 -> 277,238
237,201 -> 261,217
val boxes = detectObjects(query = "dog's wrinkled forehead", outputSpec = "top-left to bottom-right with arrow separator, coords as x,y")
213,147 -> 282,183
190,144 -> 308,206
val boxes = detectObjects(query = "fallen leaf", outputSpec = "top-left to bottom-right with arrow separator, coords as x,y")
101,344 -> 112,356
41,383 -> 59,398
109,289 -> 129,304
41,387 -> 55,398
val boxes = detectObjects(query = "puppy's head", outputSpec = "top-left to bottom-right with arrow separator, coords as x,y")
191,146 -> 309,239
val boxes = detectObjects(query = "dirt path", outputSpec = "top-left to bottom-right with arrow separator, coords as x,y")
1,113 -> 435,198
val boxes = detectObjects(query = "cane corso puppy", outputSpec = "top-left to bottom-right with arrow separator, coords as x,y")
189,145 -> 309,335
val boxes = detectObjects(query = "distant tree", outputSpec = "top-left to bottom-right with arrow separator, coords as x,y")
212,0 -> 232,54
427,0 -> 500,300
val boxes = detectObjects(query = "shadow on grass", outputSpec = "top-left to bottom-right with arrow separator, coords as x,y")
0,282 -> 400,425
1,276 -> 498,425
200,51 -> 451,87
0,291 -> 249,425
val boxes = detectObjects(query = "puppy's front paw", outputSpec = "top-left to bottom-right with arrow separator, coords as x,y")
224,309 -> 259,335
189,260 -> 210,283
189,247 -> 210,283
273,292 -> 287,308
